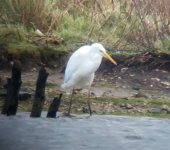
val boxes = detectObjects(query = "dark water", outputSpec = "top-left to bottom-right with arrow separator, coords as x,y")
0,112 -> 170,150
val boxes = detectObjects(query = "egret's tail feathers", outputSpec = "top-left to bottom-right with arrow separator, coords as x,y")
61,84 -> 66,90
61,83 -> 70,90
61,82 -> 74,90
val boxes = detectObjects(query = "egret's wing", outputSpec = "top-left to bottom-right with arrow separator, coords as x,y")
64,45 -> 90,84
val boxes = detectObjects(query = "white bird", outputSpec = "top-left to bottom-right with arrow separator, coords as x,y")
61,43 -> 117,116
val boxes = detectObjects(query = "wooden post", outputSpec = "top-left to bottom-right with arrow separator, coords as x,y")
47,93 -> 62,118
1,60 -> 22,115
1,78 -> 13,114
30,65 -> 49,117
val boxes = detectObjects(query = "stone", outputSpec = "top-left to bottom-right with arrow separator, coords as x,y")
119,103 -> 133,109
121,67 -> 128,73
161,105 -> 170,113
151,78 -> 160,82
161,81 -> 170,86
82,106 -> 88,113
0,89 -> 31,101
19,91 -> 32,101
149,108 -> 166,114
119,103 -> 126,108
133,91 -> 148,98
125,104 -> 133,109
136,109 -> 146,113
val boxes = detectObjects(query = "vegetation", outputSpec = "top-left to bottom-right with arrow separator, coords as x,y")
0,0 -> 170,58
0,80 -> 165,118
1,95 -> 170,118
1,1 -> 170,119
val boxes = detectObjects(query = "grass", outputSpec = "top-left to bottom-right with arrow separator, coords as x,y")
56,94 -> 170,118
0,0 -> 170,55
56,15 -> 91,42
0,79 -> 170,118
1,93 -> 170,118
0,24 -> 27,43
0,24 -> 69,66
0,20 -> 137,68
7,42 -> 39,55
94,97 -> 170,106
0,0 -> 170,64
0,0 -> 170,119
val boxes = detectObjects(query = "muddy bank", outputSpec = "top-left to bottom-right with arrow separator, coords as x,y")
0,46 -> 68,70
1,52 -> 170,117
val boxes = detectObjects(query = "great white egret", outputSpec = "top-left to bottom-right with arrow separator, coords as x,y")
61,43 -> 117,116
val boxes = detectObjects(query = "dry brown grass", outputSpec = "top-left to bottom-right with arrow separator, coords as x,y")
1,0 -> 170,52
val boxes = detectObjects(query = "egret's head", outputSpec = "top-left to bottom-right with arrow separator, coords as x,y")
91,43 -> 117,65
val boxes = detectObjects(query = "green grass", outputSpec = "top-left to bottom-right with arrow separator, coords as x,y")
55,15 -> 96,46
7,42 -> 40,55
0,0 -> 147,53
0,0 -> 170,54
60,95 -> 170,118
1,95 -> 170,118
90,96 -> 170,106
0,24 -> 27,43
0,24 -> 69,66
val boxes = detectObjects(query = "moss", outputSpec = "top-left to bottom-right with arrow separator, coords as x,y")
0,24 -> 70,67
94,97 -> 170,106
1,93 -> 170,118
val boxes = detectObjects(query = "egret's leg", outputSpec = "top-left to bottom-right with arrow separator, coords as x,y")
87,89 -> 92,116
68,89 -> 74,115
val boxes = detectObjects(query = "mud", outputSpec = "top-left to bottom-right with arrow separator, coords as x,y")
1,52 -> 170,99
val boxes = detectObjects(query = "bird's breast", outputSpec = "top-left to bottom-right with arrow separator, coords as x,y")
87,54 -> 102,73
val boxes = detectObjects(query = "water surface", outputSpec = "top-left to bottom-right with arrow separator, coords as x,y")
0,112 -> 170,150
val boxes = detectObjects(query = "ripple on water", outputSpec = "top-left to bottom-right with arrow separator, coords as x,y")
0,113 -> 170,150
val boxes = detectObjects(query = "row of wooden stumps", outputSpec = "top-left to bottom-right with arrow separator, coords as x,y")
1,60 -> 62,118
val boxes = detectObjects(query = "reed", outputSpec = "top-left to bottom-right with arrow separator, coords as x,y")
1,0 -> 170,52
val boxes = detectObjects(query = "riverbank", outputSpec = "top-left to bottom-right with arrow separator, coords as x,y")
1,52 -> 170,118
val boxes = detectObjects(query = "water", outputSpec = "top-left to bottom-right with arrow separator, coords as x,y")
0,112 -> 170,150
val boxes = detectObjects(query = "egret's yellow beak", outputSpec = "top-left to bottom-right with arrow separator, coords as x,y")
103,51 -> 117,65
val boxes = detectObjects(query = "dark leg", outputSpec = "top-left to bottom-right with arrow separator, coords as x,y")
67,89 -> 74,115
87,90 -> 92,116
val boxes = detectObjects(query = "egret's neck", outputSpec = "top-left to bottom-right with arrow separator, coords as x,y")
89,47 -> 103,64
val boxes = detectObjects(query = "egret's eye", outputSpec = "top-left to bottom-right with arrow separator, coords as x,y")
99,49 -> 102,52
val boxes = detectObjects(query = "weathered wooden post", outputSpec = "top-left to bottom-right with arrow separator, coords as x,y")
30,65 -> 49,117
47,93 -> 62,118
1,60 -> 22,116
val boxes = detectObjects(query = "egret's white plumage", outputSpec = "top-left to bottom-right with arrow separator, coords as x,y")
62,43 -> 116,90
61,43 -> 117,115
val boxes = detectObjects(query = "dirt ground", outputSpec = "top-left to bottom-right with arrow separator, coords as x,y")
94,52 -> 170,99
1,52 -> 170,117
1,52 -> 170,100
